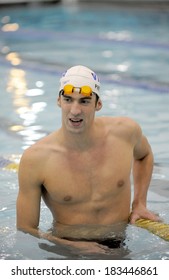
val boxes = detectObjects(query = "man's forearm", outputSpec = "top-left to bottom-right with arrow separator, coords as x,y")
132,152 -> 154,208
17,227 -> 105,253
17,226 -> 74,247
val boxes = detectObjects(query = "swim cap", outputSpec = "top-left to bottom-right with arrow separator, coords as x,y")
60,65 -> 100,96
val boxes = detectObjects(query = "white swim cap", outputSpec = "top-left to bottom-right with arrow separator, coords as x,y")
60,65 -> 100,96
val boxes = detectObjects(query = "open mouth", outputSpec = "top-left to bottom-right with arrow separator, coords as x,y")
69,118 -> 83,126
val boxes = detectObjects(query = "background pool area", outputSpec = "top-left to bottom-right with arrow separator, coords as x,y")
0,2 -> 169,259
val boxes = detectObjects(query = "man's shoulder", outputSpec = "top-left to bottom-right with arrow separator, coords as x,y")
98,116 -> 142,143
20,132 -> 56,163
98,116 -> 140,129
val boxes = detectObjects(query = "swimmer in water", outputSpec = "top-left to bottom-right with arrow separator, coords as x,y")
16,65 -> 160,254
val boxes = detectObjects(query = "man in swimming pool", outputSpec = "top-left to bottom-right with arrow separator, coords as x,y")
16,65 -> 159,253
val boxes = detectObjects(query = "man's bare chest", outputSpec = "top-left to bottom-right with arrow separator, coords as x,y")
43,141 -> 133,204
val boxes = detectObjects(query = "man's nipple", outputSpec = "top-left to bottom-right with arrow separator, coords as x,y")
64,195 -> 72,202
117,180 -> 125,188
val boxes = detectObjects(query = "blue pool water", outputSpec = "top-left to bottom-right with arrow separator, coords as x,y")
0,2 -> 169,260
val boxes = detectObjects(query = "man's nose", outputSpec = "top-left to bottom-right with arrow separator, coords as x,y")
70,101 -> 81,115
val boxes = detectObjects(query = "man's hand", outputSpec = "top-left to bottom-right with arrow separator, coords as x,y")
46,234 -> 108,254
66,240 -> 108,254
130,203 -> 161,224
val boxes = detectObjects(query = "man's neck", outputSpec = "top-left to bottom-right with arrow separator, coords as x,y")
58,125 -> 97,152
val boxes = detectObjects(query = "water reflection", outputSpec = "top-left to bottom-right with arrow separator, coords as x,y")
6,68 -> 47,149
6,52 -> 21,66
2,23 -> 19,32
100,31 -> 132,41
1,14 -> 19,32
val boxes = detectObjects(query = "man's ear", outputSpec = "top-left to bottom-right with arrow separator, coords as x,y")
57,96 -> 61,107
95,99 -> 102,111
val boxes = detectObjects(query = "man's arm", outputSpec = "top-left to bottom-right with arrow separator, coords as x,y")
130,127 -> 160,224
17,148 -> 66,243
17,149 -> 41,234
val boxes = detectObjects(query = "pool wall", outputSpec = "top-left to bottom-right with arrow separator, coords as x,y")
0,0 -> 169,5
0,0 -> 61,5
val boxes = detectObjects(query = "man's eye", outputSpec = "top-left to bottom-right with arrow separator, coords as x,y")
63,97 -> 71,102
81,99 -> 91,104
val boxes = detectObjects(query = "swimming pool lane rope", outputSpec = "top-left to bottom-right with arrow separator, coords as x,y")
0,156 -> 19,172
135,219 -> 169,242
1,156 -> 169,241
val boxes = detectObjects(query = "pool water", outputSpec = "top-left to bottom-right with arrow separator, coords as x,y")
0,2 -> 169,260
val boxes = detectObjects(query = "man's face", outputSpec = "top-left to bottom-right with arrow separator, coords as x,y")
58,90 -> 102,134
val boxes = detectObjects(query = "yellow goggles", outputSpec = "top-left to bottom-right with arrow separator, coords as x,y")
62,84 -> 93,97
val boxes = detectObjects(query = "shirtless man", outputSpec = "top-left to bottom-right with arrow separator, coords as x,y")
17,65 -> 159,253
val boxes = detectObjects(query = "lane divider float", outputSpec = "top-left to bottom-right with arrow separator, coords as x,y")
0,156 -> 19,171
135,219 -> 169,242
